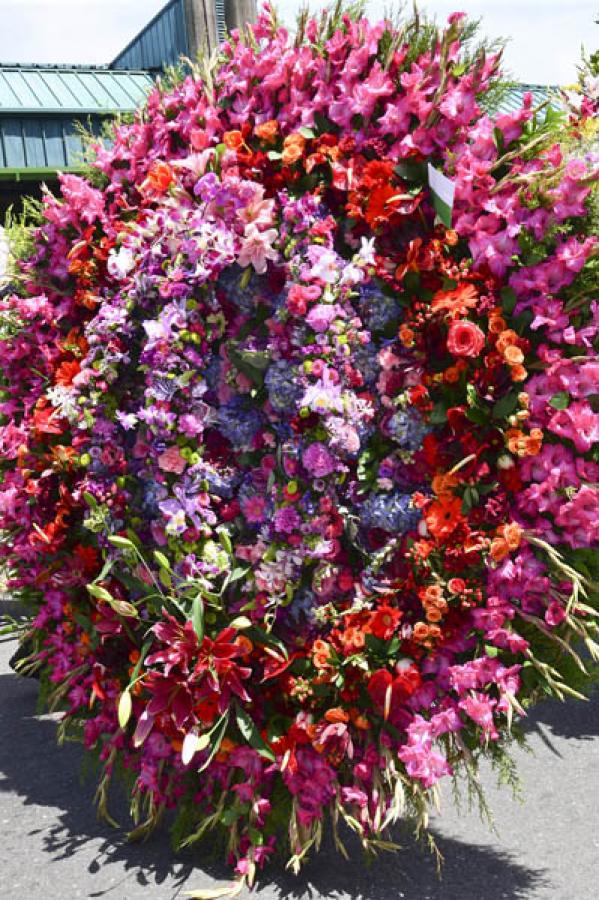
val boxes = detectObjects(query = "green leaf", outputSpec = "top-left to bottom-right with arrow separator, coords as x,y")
235,705 -> 275,760
267,150 -> 282,160
191,594 -> 205,644
493,126 -> 505,155
159,567 -> 172,589
466,384 -> 479,408
465,407 -> 488,425
461,485 -> 479,514
153,550 -> 172,571
492,391 -> 519,419
313,111 -> 335,133
227,566 -> 250,584
216,527 -> 232,555
228,347 -> 269,387
129,639 -> 152,685
430,402 -> 448,425
394,160 -> 427,184
247,626 -> 288,659
198,712 -> 230,773
549,391 -> 570,410
298,126 -> 315,139
365,633 -> 384,654
500,287 -> 517,315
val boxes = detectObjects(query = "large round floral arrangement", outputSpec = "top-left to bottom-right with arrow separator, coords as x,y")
2,5 -> 599,887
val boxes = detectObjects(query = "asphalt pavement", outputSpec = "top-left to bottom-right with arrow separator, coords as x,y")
1,626 -> 599,900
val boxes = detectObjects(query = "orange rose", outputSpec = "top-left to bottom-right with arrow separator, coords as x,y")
425,607 -> 443,623
413,622 -> 430,641
443,364 -> 461,383
223,130 -> 244,150
526,428 -> 543,455
503,344 -> 524,365
496,329 -> 519,353
423,584 -> 443,602
255,119 -> 279,143
488,314 -> 506,334
282,133 -> 306,165
510,364 -> 528,382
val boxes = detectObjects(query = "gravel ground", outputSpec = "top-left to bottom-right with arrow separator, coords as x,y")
1,629 -> 599,900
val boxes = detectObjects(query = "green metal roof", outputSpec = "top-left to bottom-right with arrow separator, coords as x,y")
0,65 -> 154,115
0,65 -> 155,179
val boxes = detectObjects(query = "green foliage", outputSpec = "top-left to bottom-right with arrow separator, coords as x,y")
2,196 -> 43,273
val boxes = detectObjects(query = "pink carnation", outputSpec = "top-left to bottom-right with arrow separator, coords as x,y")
157,446 -> 186,474
302,442 -> 336,477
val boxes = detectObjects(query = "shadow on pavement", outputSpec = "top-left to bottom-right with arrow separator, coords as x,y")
0,670 -> 548,900
523,689 -> 599,744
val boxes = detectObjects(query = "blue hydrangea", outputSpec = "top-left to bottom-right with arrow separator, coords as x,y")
387,408 -> 429,451
204,357 -> 222,392
288,587 -> 319,623
359,283 -> 400,332
188,463 -> 239,499
360,491 -> 419,533
265,360 -> 302,412
353,341 -> 379,386
218,265 -> 264,315
140,478 -> 163,516
217,398 -> 264,449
